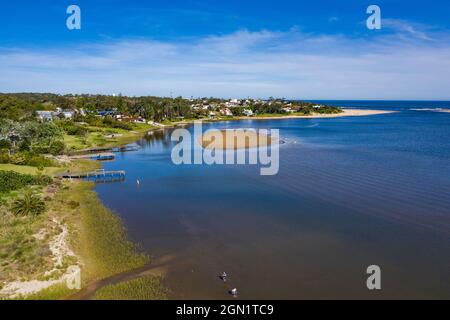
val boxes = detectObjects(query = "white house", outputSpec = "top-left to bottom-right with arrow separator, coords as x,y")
243,109 -> 254,116
36,111 -> 54,121
282,107 -> 295,113
60,110 -> 75,119
313,105 -> 322,109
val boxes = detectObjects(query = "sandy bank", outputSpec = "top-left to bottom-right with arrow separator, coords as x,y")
240,109 -> 395,120
200,129 -> 276,150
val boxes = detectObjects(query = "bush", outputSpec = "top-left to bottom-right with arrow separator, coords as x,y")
56,121 -> 88,136
0,140 -> 11,149
48,140 -> 65,155
0,170 -> 52,194
11,190 -> 46,217
103,116 -> 133,130
0,151 -> 56,167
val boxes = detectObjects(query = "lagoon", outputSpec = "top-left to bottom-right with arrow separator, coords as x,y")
95,101 -> 450,299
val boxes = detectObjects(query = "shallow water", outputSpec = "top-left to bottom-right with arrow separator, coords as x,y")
96,101 -> 450,299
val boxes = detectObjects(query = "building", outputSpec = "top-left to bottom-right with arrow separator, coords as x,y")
282,107 -> 295,113
36,111 -> 54,121
61,110 -> 75,119
243,109 -> 254,116
220,108 -> 233,116
97,109 -> 117,117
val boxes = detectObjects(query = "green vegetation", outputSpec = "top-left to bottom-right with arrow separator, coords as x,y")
11,191 -> 46,217
59,182 -> 148,282
0,170 -> 52,194
0,164 -> 61,176
64,123 -> 154,152
16,283 -> 76,300
94,276 -> 168,300
0,196 -> 55,289
0,119 -> 64,155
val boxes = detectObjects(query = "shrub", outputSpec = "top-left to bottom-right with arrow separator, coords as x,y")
56,121 -> 88,136
11,190 -> 46,217
0,140 -> 11,149
0,170 -> 52,194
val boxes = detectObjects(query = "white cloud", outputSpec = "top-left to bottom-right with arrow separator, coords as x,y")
1,24 -> 450,99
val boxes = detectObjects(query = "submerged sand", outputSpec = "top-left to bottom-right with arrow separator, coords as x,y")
200,129 -> 275,150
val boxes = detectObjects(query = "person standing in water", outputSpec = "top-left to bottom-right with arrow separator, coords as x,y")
220,272 -> 227,282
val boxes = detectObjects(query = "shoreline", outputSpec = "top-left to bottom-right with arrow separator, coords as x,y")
162,108 -> 395,127
235,109 -> 395,120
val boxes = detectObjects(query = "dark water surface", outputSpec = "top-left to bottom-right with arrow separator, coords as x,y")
96,102 -> 450,299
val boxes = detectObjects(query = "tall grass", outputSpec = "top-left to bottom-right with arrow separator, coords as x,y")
62,182 -> 149,282
94,276 -> 167,300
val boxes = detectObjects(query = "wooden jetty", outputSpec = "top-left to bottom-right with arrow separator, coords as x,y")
61,169 -> 126,180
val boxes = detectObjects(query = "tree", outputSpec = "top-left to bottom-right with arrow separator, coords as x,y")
11,190 -> 46,217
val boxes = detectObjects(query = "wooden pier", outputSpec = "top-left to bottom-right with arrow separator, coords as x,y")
61,169 -> 126,180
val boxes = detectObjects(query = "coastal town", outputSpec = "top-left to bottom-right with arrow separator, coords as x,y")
30,95 -> 337,126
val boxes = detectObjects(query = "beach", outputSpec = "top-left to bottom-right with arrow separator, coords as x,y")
200,129 -> 275,150
240,109 -> 395,120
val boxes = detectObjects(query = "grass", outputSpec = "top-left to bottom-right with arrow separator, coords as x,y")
0,164 -> 61,176
94,276 -> 168,300
14,283 -> 77,300
64,123 -> 156,152
60,181 -> 149,282
0,208 -> 52,286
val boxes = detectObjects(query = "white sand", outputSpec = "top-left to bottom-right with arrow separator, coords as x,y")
243,109 -> 395,120
0,219 -> 79,298
200,129 -> 274,150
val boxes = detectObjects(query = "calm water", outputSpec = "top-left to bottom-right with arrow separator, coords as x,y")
96,101 -> 450,299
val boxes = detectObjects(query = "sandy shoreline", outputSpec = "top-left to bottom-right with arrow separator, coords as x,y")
200,129 -> 275,149
237,109 -> 395,120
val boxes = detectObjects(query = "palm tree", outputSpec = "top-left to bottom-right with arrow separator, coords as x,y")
11,190 -> 46,217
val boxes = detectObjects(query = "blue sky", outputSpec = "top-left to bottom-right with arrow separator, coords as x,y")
1,0 -> 450,99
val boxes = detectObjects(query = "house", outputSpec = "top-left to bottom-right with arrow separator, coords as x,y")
282,107 -> 295,113
313,105 -> 322,109
220,108 -> 233,116
97,109 -> 117,117
60,110 -> 75,119
209,111 -> 217,118
36,111 -> 54,121
133,117 -> 146,124
243,109 -> 254,116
